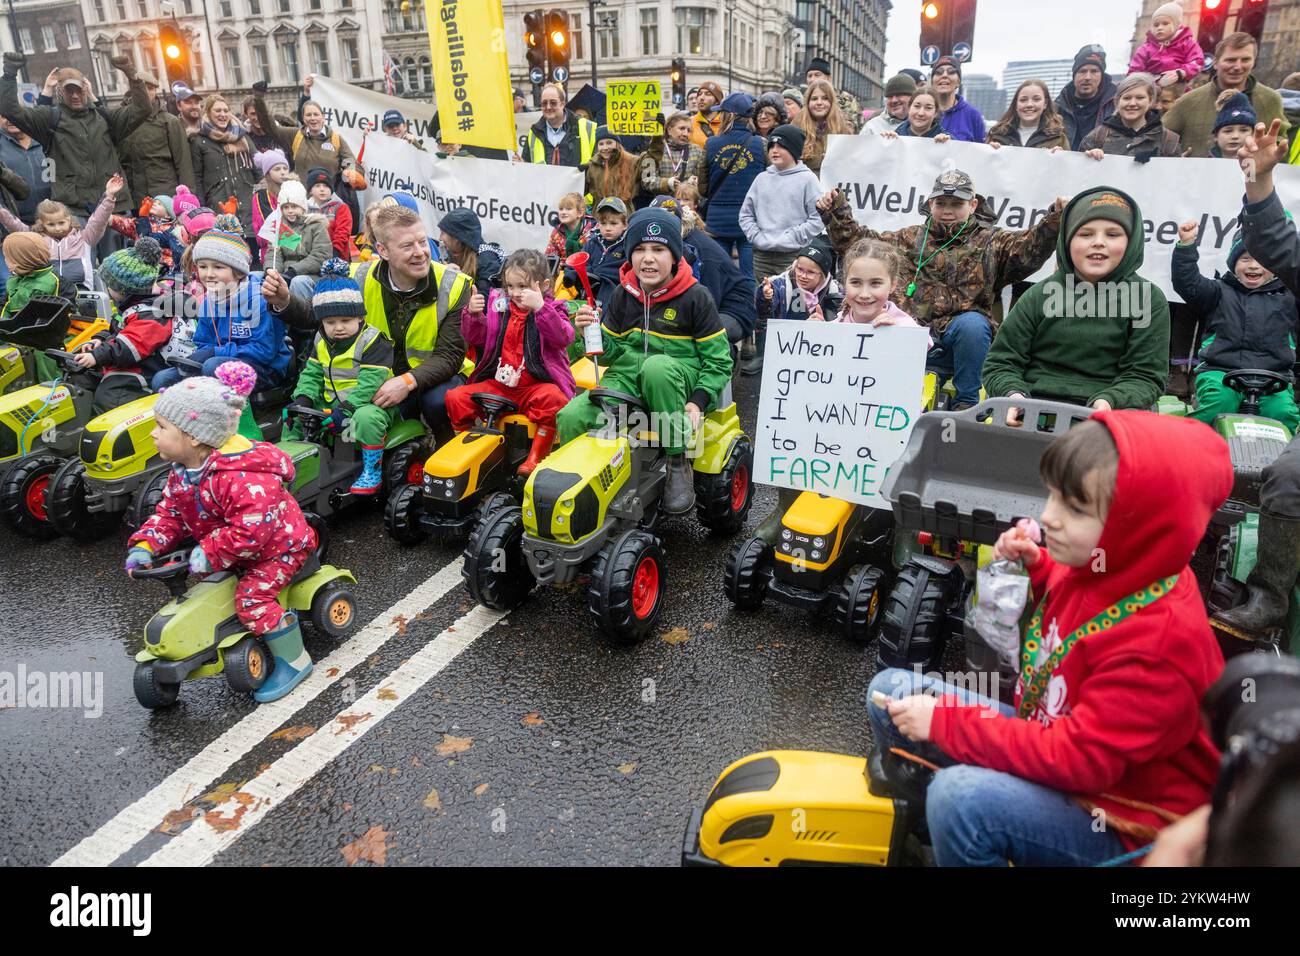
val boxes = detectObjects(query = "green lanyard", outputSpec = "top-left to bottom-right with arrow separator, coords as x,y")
1017,574 -> 1180,718
906,217 -> 970,298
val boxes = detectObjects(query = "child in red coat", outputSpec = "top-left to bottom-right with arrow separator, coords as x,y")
869,410 -> 1232,865
125,361 -> 318,703
444,249 -> 576,475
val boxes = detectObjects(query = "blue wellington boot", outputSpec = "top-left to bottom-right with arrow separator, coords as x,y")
252,611 -> 314,703
350,445 -> 384,495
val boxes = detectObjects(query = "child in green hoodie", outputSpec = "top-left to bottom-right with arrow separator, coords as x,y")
982,186 -> 1170,422
1,232 -> 59,320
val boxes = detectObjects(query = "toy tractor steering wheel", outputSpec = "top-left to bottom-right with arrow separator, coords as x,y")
128,548 -> 194,597
1223,369 -> 1292,417
472,391 -> 520,417
174,355 -> 206,373
285,402 -> 330,440
43,348 -> 81,373
589,387 -> 647,415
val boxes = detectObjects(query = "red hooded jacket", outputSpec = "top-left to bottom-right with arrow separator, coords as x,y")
930,410 -> 1231,849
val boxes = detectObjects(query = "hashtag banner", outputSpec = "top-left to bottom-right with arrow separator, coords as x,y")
427,0 -> 517,154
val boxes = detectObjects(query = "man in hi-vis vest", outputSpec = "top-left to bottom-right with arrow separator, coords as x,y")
263,204 -> 474,441
525,83 -> 598,167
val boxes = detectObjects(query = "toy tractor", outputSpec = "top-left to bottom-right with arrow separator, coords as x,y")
462,383 -> 753,643
0,348 -> 99,538
129,533 -> 358,709
0,293 -> 111,395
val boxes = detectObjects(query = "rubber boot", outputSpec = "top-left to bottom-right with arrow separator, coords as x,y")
741,328 -> 766,377
518,425 -> 555,477
1213,513 -> 1300,641
350,445 -> 384,495
754,486 -> 801,546
663,454 -> 696,514
252,611 -> 314,703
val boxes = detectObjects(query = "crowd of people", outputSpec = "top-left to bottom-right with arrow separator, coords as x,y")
1,0 -> 1298,867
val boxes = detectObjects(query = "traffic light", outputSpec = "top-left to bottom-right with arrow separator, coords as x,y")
1198,0 -> 1229,53
671,56 -> 686,109
545,8 -> 570,84
524,9 -> 547,86
918,0 -> 977,62
949,0 -> 977,57
1237,0 -> 1269,43
158,20 -> 192,87
919,1 -> 946,56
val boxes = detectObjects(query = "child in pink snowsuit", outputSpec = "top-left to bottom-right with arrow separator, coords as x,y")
125,361 -> 318,703
1128,2 -> 1203,89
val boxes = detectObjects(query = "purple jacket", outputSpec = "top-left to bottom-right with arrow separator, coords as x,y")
1128,26 -> 1203,82
463,288 -> 577,398
940,95 -> 987,143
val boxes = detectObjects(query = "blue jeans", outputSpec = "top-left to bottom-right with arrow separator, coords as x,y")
926,310 -> 992,407
714,234 -> 754,281
400,372 -> 467,438
868,668 -> 1127,867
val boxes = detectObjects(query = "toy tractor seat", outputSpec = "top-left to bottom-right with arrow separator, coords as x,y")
0,296 -> 72,350
289,552 -> 322,584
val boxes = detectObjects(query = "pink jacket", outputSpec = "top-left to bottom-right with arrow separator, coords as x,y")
1128,26 -> 1203,82
462,288 -> 577,397
0,191 -> 114,286
833,299 -> 933,347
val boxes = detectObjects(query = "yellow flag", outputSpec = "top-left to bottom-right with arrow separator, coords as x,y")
426,0 -> 516,153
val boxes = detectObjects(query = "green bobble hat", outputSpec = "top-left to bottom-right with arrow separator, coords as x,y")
98,237 -> 163,296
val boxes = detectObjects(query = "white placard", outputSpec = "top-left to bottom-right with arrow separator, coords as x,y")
754,320 -> 930,509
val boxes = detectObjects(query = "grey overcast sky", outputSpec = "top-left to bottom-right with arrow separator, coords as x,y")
883,0 -> 1147,84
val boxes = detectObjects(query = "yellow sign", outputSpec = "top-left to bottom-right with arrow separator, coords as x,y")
607,80 -> 663,135
426,0 -> 517,153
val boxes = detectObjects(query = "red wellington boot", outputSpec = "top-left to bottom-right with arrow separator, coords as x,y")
518,425 -> 556,477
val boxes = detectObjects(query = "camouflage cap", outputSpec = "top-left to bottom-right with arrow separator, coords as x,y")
926,168 -> 975,203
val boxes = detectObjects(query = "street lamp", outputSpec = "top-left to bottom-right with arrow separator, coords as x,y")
587,0 -> 606,85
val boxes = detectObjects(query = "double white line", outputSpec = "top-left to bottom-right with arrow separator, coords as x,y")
54,557 -> 502,868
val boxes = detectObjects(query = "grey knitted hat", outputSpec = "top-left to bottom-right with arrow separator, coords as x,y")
155,361 -> 257,448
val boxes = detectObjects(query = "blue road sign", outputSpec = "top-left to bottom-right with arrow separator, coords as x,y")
552,65 -> 569,83
921,44 -> 940,66
953,41 -> 972,63
529,67 -> 545,85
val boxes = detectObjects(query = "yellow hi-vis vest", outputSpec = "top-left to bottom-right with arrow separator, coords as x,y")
313,324 -> 383,405
527,116 -> 598,166
359,260 -> 474,379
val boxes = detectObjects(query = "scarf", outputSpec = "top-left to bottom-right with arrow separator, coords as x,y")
201,119 -> 251,161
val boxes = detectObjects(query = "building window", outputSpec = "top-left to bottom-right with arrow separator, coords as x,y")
183,0 -> 193,12
251,43 -> 269,82
308,0 -> 320,9
223,45 -> 243,86
279,38 -> 299,78
65,23 -> 81,50
401,2 -> 414,31
278,0 -> 289,11
18,28 -> 33,55
676,8 -> 714,56
570,13 -> 582,60
404,57 -> 417,93
339,0 -> 351,7
311,39 -> 329,75
341,37 -> 359,80
248,0 -> 261,14
92,0 -> 105,18
41,25 -> 57,53
219,0 -> 232,16
596,12 -> 619,59
115,0 -> 127,19
101,50 -> 119,90
640,8 -> 658,57
136,0 -> 149,16
420,55 -> 431,91
139,47 -> 156,79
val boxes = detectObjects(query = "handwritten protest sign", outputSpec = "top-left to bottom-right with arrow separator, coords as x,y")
754,320 -> 929,509
606,81 -> 663,135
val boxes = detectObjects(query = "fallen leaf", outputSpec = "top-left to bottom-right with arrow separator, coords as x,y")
473,783 -> 489,796
435,733 -> 473,756
340,825 -> 391,866
392,614 -> 408,636
325,667 -> 340,678
660,627 -> 691,645
618,762 -> 637,775
521,712 -> 544,726
270,725 -> 315,742
156,806 -> 199,834
257,763 -> 272,774
203,792 -> 261,832
199,782 -> 240,805
377,687 -> 399,701
701,621 -> 716,631
335,713 -> 373,736
367,764 -> 386,775
422,787 -> 442,813
411,756 -> 423,768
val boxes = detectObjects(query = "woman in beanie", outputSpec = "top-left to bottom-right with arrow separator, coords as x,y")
796,79 -> 851,174
753,93 -> 787,139
984,186 -> 1170,416
439,206 -> 504,299
71,236 -> 169,411
1081,73 -> 1181,161
585,127 -> 640,210
189,94 -> 259,257
265,179 -> 333,305
289,260 -> 396,495
690,81 -> 726,148
987,80 -> 1069,150
250,149 -> 290,259
126,360 -> 319,703
305,165 -> 353,260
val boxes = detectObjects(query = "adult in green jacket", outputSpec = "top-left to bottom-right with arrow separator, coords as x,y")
119,75 -> 197,202
982,186 -> 1170,418
0,52 -> 149,216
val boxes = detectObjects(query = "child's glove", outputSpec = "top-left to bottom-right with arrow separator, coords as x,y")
124,546 -> 154,573
326,407 -> 347,433
189,548 -> 211,574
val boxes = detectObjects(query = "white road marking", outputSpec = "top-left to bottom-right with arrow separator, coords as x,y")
52,557 -> 468,868
140,604 -> 508,867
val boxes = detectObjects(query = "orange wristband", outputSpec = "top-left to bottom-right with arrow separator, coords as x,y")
402,373 -> 416,390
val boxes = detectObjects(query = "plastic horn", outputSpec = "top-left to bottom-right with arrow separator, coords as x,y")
565,251 -> 596,304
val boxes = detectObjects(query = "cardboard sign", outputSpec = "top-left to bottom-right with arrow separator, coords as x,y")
606,80 -> 662,135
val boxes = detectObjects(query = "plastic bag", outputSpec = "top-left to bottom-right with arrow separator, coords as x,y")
969,559 -> 1030,669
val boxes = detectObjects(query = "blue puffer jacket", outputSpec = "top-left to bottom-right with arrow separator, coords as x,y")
685,225 -> 757,335
192,272 -> 292,381
703,125 -> 768,240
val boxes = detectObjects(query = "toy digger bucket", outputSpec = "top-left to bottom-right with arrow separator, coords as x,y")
0,295 -> 73,350
565,251 -> 597,304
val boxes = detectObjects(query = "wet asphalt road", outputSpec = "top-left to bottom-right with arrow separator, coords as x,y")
0,372 -> 897,867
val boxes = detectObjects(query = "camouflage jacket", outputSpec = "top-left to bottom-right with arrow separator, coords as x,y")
839,90 -> 863,134
822,190 -> 1061,334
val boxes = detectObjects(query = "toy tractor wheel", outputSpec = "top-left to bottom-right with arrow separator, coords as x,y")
0,454 -> 62,539
303,511 -> 330,562
384,483 -> 428,545
587,530 -> 665,644
836,564 -> 889,645
724,536 -> 772,610
476,491 -> 518,525
878,561 -> 954,670
47,458 -> 120,540
382,437 -> 433,498
224,637 -> 271,693
695,438 -> 754,536
133,661 -> 179,709
128,470 -> 170,532
462,505 -> 534,610
311,584 -> 359,638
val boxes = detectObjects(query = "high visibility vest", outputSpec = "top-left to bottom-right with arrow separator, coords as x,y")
527,117 -> 598,166
359,260 -> 475,379
1290,131 -> 1300,166
314,324 -> 383,404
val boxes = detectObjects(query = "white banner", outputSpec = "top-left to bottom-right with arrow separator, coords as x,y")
820,134 -> 1300,304
754,320 -> 929,508
311,74 -> 438,153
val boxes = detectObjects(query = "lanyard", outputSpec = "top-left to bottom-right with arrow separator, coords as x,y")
906,217 -> 970,298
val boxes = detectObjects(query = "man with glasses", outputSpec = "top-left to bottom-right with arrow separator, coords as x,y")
1056,45 -> 1118,151
523,82 -> 598,167
928,56 -> 985,143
